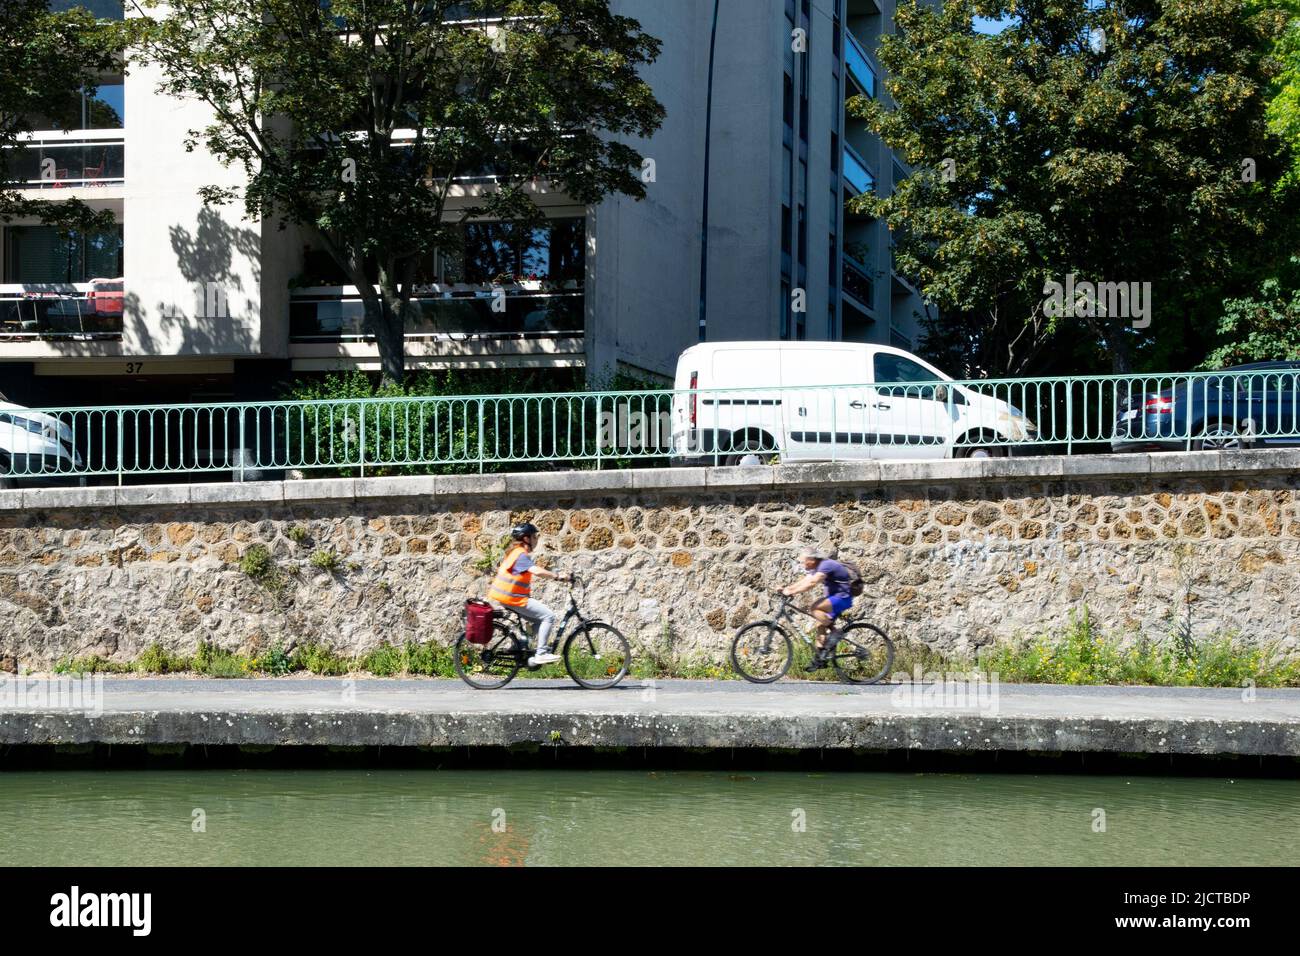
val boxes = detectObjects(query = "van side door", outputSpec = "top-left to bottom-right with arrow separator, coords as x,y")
781,349 -> 873,461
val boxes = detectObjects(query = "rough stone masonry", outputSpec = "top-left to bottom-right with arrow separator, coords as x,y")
0,452 -> 1297,672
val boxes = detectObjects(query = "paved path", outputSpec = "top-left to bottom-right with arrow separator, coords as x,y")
3,678 -> 1298,756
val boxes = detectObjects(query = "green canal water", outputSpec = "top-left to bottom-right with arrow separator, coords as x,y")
1,770 -> 1297,866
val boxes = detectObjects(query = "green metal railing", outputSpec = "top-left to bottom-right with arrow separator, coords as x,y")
1,367 -> 1297,485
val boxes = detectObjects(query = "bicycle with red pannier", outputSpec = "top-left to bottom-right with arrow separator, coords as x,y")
456,575 -> 631,690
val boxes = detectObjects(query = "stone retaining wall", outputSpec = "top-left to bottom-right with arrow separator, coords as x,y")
2,452 -> 1299,671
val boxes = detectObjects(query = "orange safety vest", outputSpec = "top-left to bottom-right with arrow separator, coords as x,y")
487,545 -> 532,607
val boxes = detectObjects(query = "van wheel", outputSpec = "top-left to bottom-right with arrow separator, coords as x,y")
956,434 -> 1007,460
717,442 -> 774,468
0,454 -> 13,490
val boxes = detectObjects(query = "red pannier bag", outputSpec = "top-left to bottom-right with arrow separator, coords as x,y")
465,599 -> 496,645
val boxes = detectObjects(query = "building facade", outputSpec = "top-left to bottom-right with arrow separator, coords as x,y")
0,0 -> 926,407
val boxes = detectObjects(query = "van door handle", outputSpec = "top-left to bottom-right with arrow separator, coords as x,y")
849,401 -> 867,410
798,407 -> 807,416
873,403 -> 892,411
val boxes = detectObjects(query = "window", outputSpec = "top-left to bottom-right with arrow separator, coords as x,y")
780,280 -> 791,339
3,225 -> 123,283
47,1 -> 123,18
443,218 -> 584,284
874,353 -> 937,386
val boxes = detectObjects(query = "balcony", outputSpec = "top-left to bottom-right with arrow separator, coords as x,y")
843,144 -> 874,197
3,131 -> 124,190
0,281 -> 124,341
290,283 -> 584,342
843,256 -> 874,310
845,30 -> 877,99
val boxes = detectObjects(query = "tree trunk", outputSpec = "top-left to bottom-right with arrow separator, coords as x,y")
377,265 -> 408,389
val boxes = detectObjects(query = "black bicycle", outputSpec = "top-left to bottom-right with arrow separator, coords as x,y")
730,592 -> 894,685
454,576 -> 632,690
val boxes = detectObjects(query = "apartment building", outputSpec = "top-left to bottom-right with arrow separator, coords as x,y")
0,0 -> 927,407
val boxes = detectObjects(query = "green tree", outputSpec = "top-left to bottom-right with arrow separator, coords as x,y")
851,0 -> 1294,376
0,0 -> 125,232
134,0 -> 664,385
1201,261 -> 1300,367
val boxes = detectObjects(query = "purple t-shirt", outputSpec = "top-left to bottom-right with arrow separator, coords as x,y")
813,559 -> 852,600
509,552 -> 535,575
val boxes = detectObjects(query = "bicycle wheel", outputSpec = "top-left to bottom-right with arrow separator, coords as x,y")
454,622 -> 522,690
730,621 -> 794,683
831,622 -> 894,685
563,622 -> 631,690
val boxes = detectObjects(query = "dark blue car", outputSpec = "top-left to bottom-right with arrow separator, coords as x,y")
1111,361 -> 1300,452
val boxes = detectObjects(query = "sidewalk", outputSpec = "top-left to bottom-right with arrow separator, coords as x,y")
3,678 -> 1298,757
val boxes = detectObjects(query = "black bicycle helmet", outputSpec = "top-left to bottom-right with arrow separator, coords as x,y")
510,522 -> 539,541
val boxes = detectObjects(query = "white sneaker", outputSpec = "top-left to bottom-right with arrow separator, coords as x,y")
529,650 -> 562,666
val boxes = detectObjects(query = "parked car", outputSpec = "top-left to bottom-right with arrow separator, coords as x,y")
1110,361 -> 1300,453
0,398 -> 83,488
670,341 -> 1037,464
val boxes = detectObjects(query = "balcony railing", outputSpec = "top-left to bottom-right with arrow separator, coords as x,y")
845,30 -> 877,98
3,131 -> 124,189
0,281 -> 124,341
290,283 -> 584,342
843,256 -> 874,308
844,144 -> 874,197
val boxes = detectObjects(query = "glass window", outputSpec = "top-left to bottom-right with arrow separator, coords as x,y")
444,218 -> 585,284
874,353 -> 937,386
47,1 -> 124,18
4,225 -> 123,283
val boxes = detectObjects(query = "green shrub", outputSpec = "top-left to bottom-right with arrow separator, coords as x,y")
310,550 -> 339,572
979,609 -> 1300,688
193,641 -> 252,679
53,655 -> 131,675
135,643 -> 190,675
361,642 -> 406,677
254,643 -> 293,677
294,642 -> 350,676
240,545 -> 274,580
287,525 -> 309,545
405,641 -> 456,677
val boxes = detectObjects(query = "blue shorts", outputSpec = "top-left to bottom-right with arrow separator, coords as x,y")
825,594 -> 853,620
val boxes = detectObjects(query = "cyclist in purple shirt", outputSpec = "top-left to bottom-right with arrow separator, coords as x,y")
781,547 -> 854,672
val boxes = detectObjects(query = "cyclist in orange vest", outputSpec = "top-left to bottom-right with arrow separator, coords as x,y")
487,522 -> 572,666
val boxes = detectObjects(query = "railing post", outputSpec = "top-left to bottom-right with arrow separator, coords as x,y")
1066,384 -> 1073,457
596,395 -> 604,471
477,399 -> 485,474
116,408 -> 124,487
358,404 -> 367,479
830,387 -> 838,462
238,407 -> 246,483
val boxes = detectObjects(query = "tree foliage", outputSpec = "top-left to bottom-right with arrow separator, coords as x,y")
134,0 -> 664,384
850,0 -> 1295,376
1201,262 -> 1300,367
0,0 -> 126,233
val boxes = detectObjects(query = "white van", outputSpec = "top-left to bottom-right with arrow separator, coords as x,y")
670,341 -> 1036,464
0,400 -> 82,488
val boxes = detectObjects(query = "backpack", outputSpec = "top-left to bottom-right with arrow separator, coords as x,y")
840,561 -> 865,597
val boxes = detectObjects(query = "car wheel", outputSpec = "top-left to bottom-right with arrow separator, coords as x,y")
1192,422 -> 1253,452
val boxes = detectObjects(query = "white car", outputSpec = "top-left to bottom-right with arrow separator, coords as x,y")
0,399 -> 82,488
670,341 -> 1037,464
